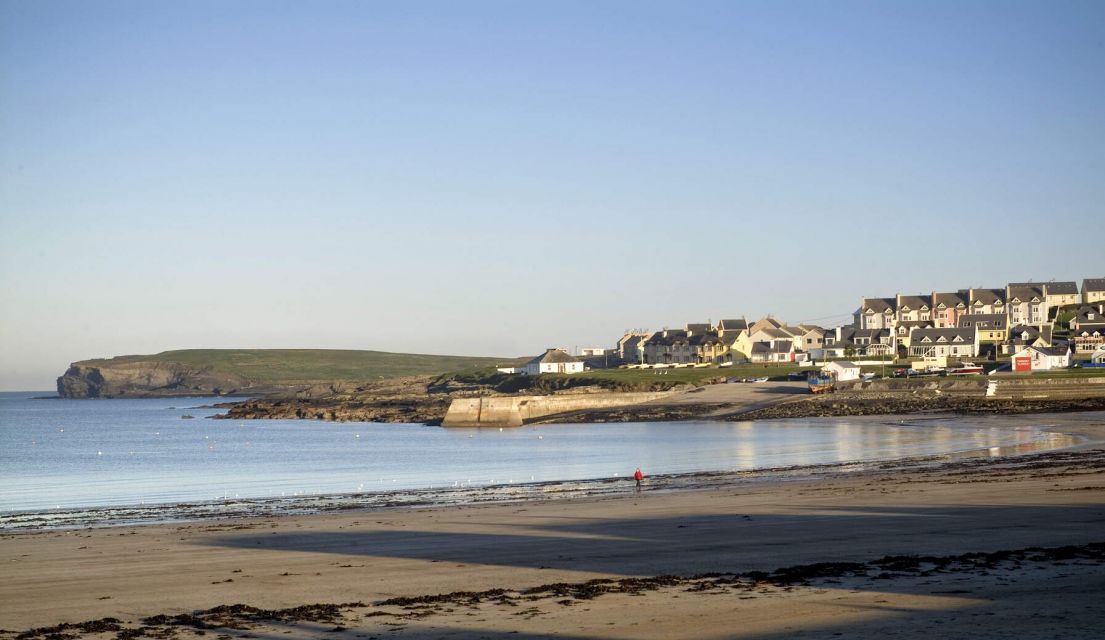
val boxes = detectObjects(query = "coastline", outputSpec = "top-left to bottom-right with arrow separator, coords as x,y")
2,438 -> 1104,637
3,410 -> 1099,532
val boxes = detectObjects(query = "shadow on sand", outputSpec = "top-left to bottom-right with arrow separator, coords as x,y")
203,503 -> 1105,577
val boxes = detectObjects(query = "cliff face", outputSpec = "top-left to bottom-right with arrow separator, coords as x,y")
57,362 -> 254,398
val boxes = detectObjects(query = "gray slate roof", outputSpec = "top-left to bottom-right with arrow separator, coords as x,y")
910,327 -> 975,343
933,292 -> 968,308
854,328 -> 892,340
1029,346 -> 1068,357
970,289 -> 1005,306
1046,282 -> 1078,296
1007,325 -> 1053,344
527,349 -> 581,366
1007,284 -> 1045,303
861,298 -> 895,313
1084,278 -> 1105,293
897,295 -> 930,311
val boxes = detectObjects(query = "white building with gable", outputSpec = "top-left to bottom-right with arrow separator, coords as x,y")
524,349 -> 585,375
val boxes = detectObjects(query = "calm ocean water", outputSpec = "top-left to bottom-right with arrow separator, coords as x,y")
0,391 -> 1085,515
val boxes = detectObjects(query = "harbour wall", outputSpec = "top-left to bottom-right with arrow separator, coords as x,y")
442,391 -> 676,427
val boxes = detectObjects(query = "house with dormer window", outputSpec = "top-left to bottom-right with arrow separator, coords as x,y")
1070,305 -> 1104,329
957,313 -> 1007,343
855,298 -> 896,330
932,291 -> 969,327
968,288 -> 1006,316
1006,284 -> 1048,326
1070,306 -> 1105,353
1003,324 -> 1053,355
894,321 -> 933,350
896,294 -> 932,323
907,327 -> 979,359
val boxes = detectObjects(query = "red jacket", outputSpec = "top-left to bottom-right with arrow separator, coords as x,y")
634,469 -> 643,481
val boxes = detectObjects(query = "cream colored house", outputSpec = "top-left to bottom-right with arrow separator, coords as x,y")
1083,278 -> 1105,305
957,314 -> 1007,344
1043,281 -> 1079,308
896,294 -> 932,323
968,289 -> 1006,316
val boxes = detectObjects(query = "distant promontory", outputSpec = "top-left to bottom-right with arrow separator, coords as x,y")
56,349 -> 515,399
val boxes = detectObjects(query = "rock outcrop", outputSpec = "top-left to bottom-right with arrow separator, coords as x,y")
57,361 -> 255,398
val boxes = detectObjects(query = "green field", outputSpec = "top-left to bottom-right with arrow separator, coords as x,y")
77,349 -> 523,384
997,368 -> 1105,380
439,363 -> 816,393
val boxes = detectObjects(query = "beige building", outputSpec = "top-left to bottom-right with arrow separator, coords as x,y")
896,294 -> 932,323
958,313 -> 1007,344
1043,281 -> 1079,308
1083,279 -> 1105,305
617,331 -> 651,363
967,288 -> 1006,316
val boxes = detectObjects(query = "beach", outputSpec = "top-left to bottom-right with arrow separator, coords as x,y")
2,414 -> 1104,638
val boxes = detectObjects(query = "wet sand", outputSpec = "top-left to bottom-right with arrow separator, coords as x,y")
2,417 -> 1105,639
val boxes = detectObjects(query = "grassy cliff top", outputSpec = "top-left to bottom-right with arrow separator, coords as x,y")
76,349 -> 522,384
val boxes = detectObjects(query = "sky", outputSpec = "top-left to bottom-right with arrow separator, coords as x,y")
1,0 -> 1104,390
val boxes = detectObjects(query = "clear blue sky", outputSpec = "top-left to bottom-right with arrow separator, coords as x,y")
2,0 -> 1103,390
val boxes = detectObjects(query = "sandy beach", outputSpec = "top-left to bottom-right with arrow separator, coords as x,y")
2,415 -> 1105,639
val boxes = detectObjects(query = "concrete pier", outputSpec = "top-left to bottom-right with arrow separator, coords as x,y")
441,391 -> 676,427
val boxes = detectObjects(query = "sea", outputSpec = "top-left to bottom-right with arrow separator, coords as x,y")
0,391 -> 1089,529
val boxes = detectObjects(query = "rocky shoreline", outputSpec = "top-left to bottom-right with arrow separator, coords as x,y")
212,390 -> 1105,426
214,394 -> 451,424
731,394 -> 1105,420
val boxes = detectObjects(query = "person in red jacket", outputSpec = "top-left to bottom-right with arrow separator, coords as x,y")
633,467 -> 644,490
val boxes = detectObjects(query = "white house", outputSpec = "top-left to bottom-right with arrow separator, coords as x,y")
908,327 -> 979,359
1011,346 -> 1071,372
824,360 -> 861,382
524,348 -> 585,375
1092,346 -> 1105,365
1006,284 -> 1049,326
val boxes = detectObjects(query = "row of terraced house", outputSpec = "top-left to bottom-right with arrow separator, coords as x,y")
616,278 -> 1105,365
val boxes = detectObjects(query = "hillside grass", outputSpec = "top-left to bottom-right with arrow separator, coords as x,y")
77,349 -> 523,385
438,363 -> 816,393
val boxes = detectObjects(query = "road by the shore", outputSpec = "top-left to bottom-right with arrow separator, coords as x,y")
2,416 -> 1104,638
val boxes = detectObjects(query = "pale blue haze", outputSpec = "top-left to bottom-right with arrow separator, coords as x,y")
2,1 -> 1104,389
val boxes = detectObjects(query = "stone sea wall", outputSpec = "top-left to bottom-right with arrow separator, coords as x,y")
442,391 -> 677,427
